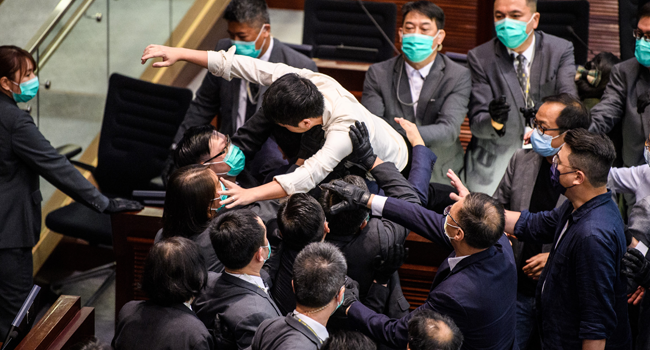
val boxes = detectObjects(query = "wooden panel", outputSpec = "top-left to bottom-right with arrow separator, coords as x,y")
546,0 -> 621,61
112,208 -> 163,322
48,307 -> 95,350
16,296 -> 81,350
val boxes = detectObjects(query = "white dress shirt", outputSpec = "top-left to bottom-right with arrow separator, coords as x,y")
207,47 -> 409,195
608,165 -> 650,200
404,60 -> 434,115
225,271 -> 268,293
447,255 -> 468,271
507,34 -> 536,77
293,310 -> 329,342
236,39 -> 274,130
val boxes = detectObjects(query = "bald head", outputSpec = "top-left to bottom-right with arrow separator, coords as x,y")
408,309 -> 463,350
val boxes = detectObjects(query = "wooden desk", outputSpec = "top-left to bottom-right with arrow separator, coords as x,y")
111,207 -> 163,321
15,295 -> 94,350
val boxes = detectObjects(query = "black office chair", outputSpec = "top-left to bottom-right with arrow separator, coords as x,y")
537,1 -> 590,65
45,73 -> 192,247
302,0 -> 397,63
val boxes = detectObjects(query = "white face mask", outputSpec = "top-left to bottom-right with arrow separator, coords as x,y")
444,216 -> 457,241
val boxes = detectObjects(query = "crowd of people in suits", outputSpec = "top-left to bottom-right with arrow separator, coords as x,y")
3,0 -> 650,349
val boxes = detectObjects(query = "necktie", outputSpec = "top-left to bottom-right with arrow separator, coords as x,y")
516,54 -> 534,108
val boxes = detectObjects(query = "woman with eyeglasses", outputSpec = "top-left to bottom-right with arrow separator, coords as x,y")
158,165 -> 225,273
0,45 -> 142,338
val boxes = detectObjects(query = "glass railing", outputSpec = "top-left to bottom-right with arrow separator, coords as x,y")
12,0 -> 196,202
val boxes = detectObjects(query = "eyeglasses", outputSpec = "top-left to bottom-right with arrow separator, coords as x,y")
633,29 -> 650,42
552,153 -> 579,172
203,133 -> 231,165
443,205 -> 463,231
532,117 -> 563,136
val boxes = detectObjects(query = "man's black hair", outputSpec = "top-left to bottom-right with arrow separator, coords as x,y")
174,125 -> 214,167
541,93 -> 591,130
494,0 -> 537,12
455,192 -> 505,249
224,0 -> 270,27
209,209 -> 266,270
162,165 -> 217,239
639,2 -> 650,22
293,242 -> 347,308
262,73 -> 325,127
563,128 -> 616,187
408,309 -> 463,350
277,193 -> 326,251
141,237 -> 207,305
402,1 -> 445,30
319,175 -> 371,237
321,330 -> 377,350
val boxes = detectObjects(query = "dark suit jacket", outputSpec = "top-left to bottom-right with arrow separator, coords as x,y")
326,161 -> 422,318
362,54 -> 470,183
112,300 -> 214,350
174,38 -> 317,160
0,93 -> 108,249
589,57 -> 650,167
465,31 -> 577,195
492,149 -> 566,273
193,271 -> 282,350
251,314 -> 322,350
349,197 -> 518,350
155,228 -> 224,273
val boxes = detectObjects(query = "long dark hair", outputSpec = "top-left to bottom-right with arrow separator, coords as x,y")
162,165 -> 217,239
0,45 -> 36,82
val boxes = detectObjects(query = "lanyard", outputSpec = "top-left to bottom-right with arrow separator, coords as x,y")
291,312 -> 324,344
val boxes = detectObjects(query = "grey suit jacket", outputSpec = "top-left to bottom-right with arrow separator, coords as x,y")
173,38 -> 318,143
193,271 -> 282,350
492,149 -> 566,271
589,57 -> 650,167
362,54 -> 470,183
465,31 -> 577,195
251,314 -> 322,350
0,93 -> 108,249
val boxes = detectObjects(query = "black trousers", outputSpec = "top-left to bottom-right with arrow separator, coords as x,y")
0,247 -> 33,340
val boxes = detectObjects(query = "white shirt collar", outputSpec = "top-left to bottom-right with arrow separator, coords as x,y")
404,59 -> 435,80
293,310 -> 329,342
507,33 -> 535,67
448,255 -> 469,271
259,36 -> 274,62
225,272 -> 268,293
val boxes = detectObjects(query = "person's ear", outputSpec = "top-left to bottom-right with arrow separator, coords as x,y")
256,246 -> 265,262
531,12 -> 540,30
436,29 -> 446,48
398,27 -> 404,43
323,221 -> 330,236
300,118 -> 312,130
455,227 -> 465,242
0,76 -> 15,93
573,170 -> 586,187
336,286 -> 345,304
291,280 -> 295,293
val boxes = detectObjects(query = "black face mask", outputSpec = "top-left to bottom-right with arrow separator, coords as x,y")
550,164 -> 576,195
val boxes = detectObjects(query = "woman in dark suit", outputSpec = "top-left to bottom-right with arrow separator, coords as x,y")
112,237 -> 213,350
155,164 -> 225,273
0,45 -> 141,338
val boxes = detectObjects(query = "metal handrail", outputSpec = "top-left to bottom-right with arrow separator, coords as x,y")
25,0 -> 76,54
36,0 -> 96,70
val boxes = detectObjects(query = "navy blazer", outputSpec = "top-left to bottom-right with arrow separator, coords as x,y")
514,192 -> 631,349
349,197 -> 517,350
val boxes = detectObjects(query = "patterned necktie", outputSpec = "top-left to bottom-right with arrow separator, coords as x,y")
515,54 -> 533,108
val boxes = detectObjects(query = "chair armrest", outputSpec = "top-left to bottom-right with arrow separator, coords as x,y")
55,144 -> 82,160
70,160 -> 96,173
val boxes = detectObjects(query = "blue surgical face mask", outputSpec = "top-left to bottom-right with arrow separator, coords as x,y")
233,25 -> 267,58
530,130 -> 564,157
211,180 -> 229,212
401,31 -> 439,63
636,39 -> 650,67
495,17 -> 535,49
206,144 -> 246,177
11,76 -> 39,103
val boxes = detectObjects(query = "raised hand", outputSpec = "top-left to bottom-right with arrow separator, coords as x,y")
447,169 -> 469,202
489,95 -> 510,125
395,117 -> 425,147
141,45 -> 185,67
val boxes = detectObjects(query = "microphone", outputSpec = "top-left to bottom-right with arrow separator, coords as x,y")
566,26 -> 594,56
356,0 -> 400,56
